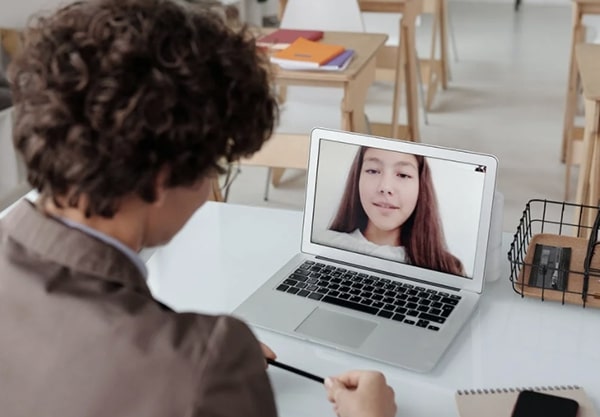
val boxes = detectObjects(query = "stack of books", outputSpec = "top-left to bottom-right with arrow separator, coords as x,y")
258,29 -> 354,71
257,28 -> 324,50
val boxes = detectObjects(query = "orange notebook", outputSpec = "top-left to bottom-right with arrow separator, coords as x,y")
271,38 -> 345,68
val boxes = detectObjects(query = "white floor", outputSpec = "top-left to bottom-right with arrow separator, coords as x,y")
223,2 -> 578,233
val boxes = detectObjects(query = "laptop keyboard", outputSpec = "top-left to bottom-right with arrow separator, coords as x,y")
276,261 -> 461,332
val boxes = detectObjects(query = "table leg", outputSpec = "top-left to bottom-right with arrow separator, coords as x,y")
574,98 -> 599,227
400,6 -> 420,141
342,58 -> 376,134
562,5 -> 584,162
588,102 -> 600,214
439,0 -> 449,88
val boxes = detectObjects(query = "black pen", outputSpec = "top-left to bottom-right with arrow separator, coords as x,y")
266,358 -> 325,384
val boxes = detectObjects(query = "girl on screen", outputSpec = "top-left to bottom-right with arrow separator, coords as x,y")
327,146 -> 465,276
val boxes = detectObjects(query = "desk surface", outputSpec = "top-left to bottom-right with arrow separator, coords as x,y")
576,43 -> 600,100
264,30 -> 387,83
148,202 -> 600,417
359,0 -> 419,13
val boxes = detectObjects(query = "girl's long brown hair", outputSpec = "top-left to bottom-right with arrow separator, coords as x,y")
329,147 -> 465,276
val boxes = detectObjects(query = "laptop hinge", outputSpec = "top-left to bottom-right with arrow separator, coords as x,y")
314,255 -> 461,292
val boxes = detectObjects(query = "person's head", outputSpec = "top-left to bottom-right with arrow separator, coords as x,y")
9,0 -> 277,246
358,148 -> 420,238
329,146 -> 464,276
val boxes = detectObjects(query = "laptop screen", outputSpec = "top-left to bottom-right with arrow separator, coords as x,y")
310,139 -> 488,280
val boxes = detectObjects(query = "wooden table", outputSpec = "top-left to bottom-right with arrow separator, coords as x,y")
572,43 -> 600,227
278,0 -> 422,141
230,31 -> 388,201
271,31 -> 388,134
562,0 -> 600,164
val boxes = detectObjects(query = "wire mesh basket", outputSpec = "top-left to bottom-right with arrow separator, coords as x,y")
508,199 -> 600,308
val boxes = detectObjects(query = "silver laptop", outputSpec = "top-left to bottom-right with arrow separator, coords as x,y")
234,128 -> 498,372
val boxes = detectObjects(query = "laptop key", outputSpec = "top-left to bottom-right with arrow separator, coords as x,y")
298,290 -> 310,297
276,284 -> 289,292
404,319 -> 416,325
371,301 -> 384,309
441,308 -> 454,318
377,310 -> 393,319
395,306 -> 407,315
419,312 -> 446,324
441,297 -> 459,305
416,320 -> 429,328
321,296 -> 379,315
428,325 -> 440,331
308,292 -> 323,301
429,307 -> 442,316
287,287 -> 299,295
392,313 -> 405,322
407,310 -> 419,317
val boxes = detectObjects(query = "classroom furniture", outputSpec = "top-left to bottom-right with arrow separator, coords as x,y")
258,31 -> 387,132
562,0 -> 600,163
236,31 -> 387,200
419,0 -> 450,110
279,0 -> 423,140
570,44 -> 600,226
145,201 -> 600,417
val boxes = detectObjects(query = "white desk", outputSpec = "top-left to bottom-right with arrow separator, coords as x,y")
147,202 -> 600,417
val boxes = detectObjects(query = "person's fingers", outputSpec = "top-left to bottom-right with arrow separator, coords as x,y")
334,370 -> 385,389
259,342 -> 276,369
260,342 -> 277,360
324,377 -> 345,403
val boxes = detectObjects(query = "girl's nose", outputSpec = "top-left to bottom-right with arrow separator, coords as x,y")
378,175 -> 394,195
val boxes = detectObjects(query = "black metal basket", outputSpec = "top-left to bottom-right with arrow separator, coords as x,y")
507,199 -> 600,307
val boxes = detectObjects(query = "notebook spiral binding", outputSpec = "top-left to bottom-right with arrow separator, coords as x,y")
457,385 -> 580,395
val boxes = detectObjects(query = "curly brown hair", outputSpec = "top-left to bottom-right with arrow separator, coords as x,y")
9,0 -> 278,217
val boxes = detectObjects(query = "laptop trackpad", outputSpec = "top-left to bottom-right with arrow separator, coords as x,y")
295,308 -> 377,348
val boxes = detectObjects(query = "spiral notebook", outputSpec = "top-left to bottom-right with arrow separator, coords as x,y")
455,386 -> 597,417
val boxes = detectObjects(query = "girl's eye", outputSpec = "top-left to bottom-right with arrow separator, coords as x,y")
396,173 -> 411,178
365,168 -> 379,174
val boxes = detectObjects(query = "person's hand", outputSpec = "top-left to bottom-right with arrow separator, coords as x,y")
260,342 -> 276,368
324,370 -> 396,417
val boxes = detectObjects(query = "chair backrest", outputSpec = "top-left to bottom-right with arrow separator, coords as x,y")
280,0 -> 365,32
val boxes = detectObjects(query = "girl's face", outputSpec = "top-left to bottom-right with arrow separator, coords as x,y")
358,148 -> 420,235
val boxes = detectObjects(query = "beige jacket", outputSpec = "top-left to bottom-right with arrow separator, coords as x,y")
0,200 -> 277,417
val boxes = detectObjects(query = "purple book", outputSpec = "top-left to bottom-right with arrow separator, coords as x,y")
322,49 -> 355,68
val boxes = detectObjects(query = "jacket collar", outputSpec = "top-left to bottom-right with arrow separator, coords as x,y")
1,200 -> 151,295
